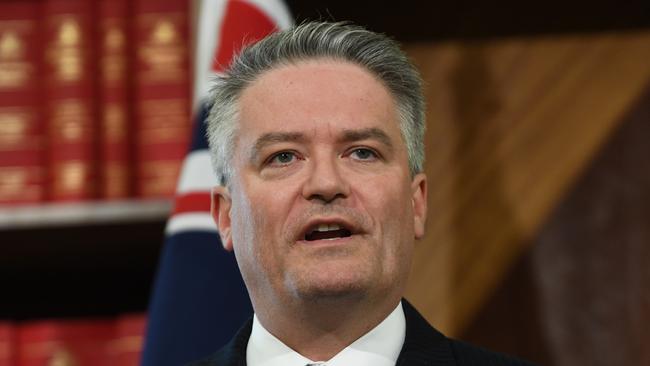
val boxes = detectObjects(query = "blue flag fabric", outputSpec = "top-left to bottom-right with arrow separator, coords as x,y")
142,1 -> 292,365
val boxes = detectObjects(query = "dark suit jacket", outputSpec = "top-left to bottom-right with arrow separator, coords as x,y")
188,300 -> 535,365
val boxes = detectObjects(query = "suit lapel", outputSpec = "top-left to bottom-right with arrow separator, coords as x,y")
396,300 -> 457,366
204,317 -> 252,366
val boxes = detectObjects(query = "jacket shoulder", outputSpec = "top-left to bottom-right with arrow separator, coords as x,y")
184,347 -> 235,366
184,318 -> 253,366
449,339 -> 537,366
185,353 -> 221,366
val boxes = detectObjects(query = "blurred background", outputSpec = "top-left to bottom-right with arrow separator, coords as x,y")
1,0 -> 649,365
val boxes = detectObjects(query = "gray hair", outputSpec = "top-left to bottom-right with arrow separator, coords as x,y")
206,21 -> 425,186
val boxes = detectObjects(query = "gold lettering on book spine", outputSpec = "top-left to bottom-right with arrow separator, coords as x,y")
138,99 -> 188,142
0,167 -> 42,201
0,109 -> 30,148
49,348 -> 78,366
138,14 -> 186,84
54,161 -> 86,195
0,21 -> 33,89
0,168 -> 27,198
141,160 -> 180,196
103,104 -> 125,141
52,100 -> 88,142
105,162 -> 128,197
0,30 -> 23,57
102,22 -> 125,83
48,19 -> 83,83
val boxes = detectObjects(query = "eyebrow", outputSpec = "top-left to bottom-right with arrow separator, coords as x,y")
340,127 -> 394,150
250,131 -> 306,162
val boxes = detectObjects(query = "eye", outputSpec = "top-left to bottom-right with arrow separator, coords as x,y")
349,148 -> 379,161
267,151 -> 297,166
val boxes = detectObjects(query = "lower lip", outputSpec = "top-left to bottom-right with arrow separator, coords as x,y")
296,235 -> 356,246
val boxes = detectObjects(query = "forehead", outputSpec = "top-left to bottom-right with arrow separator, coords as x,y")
236,59 -> 401,142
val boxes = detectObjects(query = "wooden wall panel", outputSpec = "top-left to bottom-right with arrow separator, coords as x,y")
403,31 -> 650,335
462,86 -> 650,365
531,88 -> 650,365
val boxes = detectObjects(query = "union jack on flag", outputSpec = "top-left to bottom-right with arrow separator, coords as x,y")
142,1 -> 292,365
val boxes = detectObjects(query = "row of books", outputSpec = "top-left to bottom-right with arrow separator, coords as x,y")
0,313 -> 146,366
0,0 -> 192,205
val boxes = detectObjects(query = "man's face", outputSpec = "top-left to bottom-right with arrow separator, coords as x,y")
212,59 -> 427,307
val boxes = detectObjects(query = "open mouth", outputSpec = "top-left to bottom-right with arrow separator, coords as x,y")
304,223 -> 353,241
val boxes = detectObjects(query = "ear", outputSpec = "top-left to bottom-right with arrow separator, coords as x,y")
211,185 -> 234,251
411,173 -> 428,240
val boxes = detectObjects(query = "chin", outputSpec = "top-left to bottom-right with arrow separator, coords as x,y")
294,283 -> 369,303
286,267 -> 375,303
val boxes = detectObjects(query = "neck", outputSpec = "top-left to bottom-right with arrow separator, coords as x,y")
254,294 -> 402,361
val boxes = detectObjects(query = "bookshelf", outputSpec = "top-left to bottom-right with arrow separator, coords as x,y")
0,0 -> 188,326
0,200 -> 171,320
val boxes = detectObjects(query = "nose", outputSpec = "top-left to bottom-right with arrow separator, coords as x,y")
302,155 -> 350,203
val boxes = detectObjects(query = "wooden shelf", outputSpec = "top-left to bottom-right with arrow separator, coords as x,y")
0,199 -> 172,230
0,200 -> 171,319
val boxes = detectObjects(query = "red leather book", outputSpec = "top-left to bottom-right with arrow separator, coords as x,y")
107,314 -> 147,366
0,322 -> 15,366
42,0 -> 97,201
0,0 -> 44,204
17,319 -> 113,366
98,0 -> 131,200
131,0 -> 191,198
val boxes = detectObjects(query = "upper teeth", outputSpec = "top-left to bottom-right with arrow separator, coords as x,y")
315,223 -> 341,232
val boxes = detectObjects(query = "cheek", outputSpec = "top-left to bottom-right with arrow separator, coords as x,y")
365,177 -> 415,256
367,178 -> 414,229
229,184 -> 269,260
230,190 -> 276,288
229,182 -> 293,262
230,181 -> 271,238
229,195 -> 254,265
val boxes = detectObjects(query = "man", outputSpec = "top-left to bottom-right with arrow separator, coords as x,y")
191,22 -> 534,366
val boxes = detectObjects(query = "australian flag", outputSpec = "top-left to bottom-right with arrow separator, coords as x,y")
141,1 -> 292,365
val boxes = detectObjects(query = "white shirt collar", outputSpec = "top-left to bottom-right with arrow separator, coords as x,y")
246,302 -> 405,366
